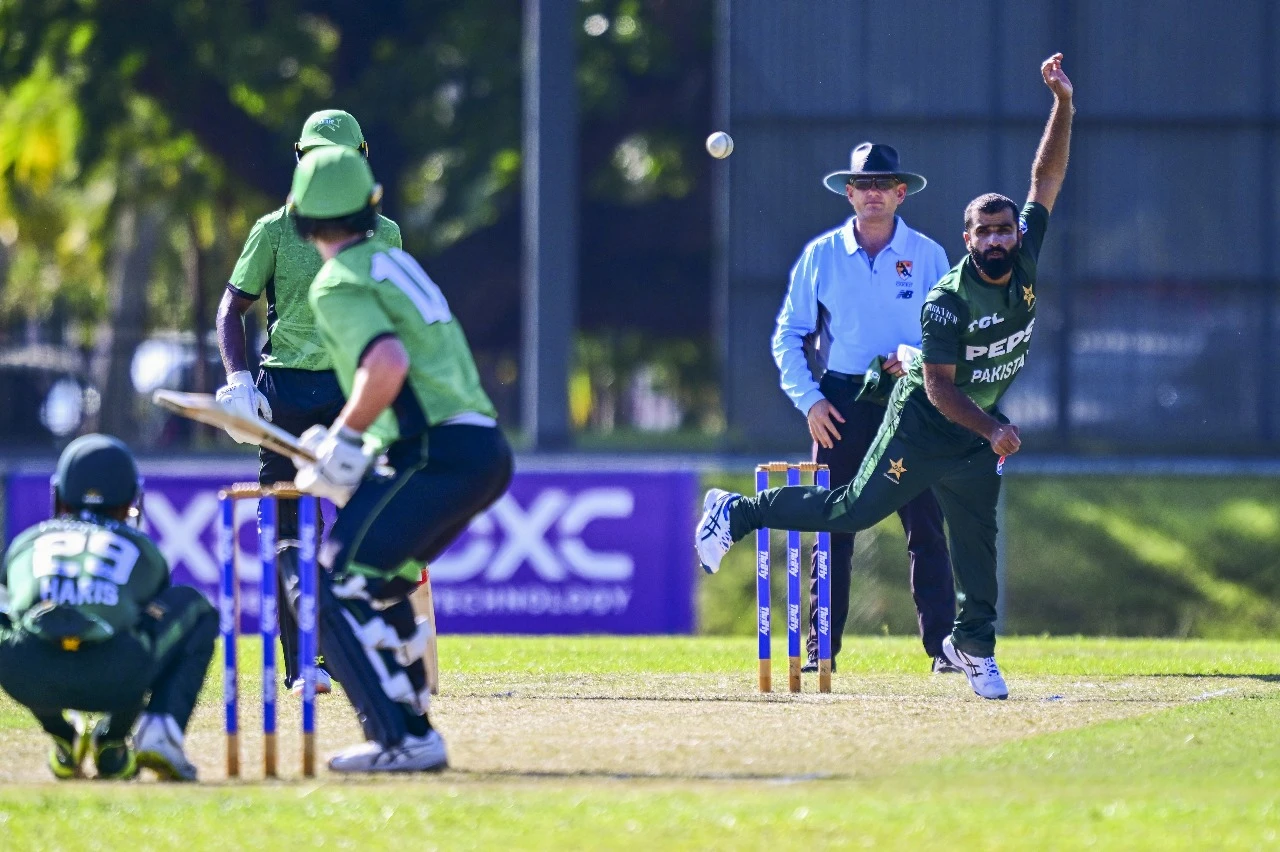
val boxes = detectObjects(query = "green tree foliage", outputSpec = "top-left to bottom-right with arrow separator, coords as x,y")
0,0 -> 710,311
0,0 -> 712,436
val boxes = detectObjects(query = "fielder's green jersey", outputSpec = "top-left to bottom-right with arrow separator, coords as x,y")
309,238 -> 497,450
0,517 -> 170,644
228,206 -> 402,372
896,201 -> 1049,427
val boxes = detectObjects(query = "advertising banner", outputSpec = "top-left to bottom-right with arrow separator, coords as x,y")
5,468 -> 697,635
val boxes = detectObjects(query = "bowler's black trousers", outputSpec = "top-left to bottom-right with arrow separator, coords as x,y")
808,371 -> 956,661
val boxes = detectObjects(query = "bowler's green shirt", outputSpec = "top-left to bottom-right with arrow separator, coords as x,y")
895,201 -> 1049,431
228,206 -> 402,371
1,517 -> 171,644
309,238 -> 497,451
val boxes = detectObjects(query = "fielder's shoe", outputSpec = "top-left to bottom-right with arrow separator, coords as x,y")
291,666 -> 334,697
800,657 -> 837,674
90,718 -> 138,780
328,729 -> 449,774
931,655 -> 963,675
941,635 -> 1008,700
695,488 -> 741,574
133,713 -> 198,782
49,711 -> 89,780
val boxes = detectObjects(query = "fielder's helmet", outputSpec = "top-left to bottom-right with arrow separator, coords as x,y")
52,434 -> 142,516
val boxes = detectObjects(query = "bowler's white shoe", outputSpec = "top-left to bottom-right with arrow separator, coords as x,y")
695,488 -> 740,574
328,729 -> 449,773
942,635 -> 1008,700
133,713 -> 198,781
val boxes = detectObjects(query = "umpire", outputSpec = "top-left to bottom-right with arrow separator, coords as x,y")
215,109 -> 402,694
772,142 -> 958,674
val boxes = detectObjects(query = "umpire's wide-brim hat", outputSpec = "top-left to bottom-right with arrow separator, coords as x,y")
823,142 -> 927,195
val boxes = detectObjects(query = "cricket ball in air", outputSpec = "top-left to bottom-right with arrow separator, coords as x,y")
705,131 -> 734,159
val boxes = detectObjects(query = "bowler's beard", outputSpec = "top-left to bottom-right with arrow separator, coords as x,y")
970,244 -> 1018,280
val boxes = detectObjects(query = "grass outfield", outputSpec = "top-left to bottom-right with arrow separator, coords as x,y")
0,636 -> 1278,850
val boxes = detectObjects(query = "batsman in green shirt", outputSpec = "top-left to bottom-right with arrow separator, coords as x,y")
216,109 -> 402,695
0,435 -> 217,780
275,145 -> 512,772
697,54 -> 1075,701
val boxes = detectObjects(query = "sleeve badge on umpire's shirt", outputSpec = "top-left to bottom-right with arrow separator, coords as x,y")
896,260 -> 913,279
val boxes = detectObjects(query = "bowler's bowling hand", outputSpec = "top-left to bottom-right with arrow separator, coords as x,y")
807,399 -> 844,449
1041,52 -> 1072,99
989,423 -> 1022,456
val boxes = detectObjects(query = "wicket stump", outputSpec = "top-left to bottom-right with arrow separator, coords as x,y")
218,482 -> 319,778
755,462 -> 832,693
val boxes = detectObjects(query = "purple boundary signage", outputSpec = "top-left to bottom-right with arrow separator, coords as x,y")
5,468 -> 698,635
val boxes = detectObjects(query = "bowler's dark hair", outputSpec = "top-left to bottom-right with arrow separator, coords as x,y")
292,204 -> 378,242
963,193 -> 1019,232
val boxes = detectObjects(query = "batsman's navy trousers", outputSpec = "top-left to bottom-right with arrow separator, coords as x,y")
808,371 -> 955,661
274,424 -> 513,746
256,366 -> 345,684
327,424 -> 514,583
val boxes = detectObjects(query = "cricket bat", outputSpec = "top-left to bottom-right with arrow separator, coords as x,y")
153,390 -> 318,466
410,567 -> 440,695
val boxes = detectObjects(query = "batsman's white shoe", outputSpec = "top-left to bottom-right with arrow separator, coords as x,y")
133,713 -> 198,781
942,635 -> 1008,700
695,488 -> 741,574
328,729 -> 449,773
291,667 -> 334,697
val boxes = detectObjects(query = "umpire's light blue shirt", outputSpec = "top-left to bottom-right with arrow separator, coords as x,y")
772,216 -> 950,415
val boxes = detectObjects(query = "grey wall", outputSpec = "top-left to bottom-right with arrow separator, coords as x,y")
717,0 -> 1280,453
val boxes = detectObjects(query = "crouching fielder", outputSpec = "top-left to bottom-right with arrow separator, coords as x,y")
0,435 -> 217,781
285,146 -> 513,772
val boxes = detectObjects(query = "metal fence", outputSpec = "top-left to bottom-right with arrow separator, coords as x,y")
716,0 -> 1280,452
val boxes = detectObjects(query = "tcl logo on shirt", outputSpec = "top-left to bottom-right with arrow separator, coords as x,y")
965,318 -> 1036,361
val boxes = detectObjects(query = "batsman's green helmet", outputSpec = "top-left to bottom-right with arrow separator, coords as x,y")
53,434 -> 141,512
289,146 -> 383,219
295,109 -> 369,159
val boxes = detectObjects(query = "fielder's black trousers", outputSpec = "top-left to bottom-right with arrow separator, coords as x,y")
807,372 -> 956,661
0,586 -> 217,741
735,389 -> 1004,658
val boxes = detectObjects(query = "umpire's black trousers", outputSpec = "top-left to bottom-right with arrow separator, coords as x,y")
807,371 -> 956,661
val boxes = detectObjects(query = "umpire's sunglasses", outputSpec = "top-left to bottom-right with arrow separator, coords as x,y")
848,176 -> 901,191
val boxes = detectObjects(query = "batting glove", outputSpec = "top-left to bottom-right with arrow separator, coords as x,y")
214,371 -> 273,444
295,424 -> 373,507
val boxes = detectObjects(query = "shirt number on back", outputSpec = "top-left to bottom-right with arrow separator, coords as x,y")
31,530 -> 140,586
371,249 -> 453,325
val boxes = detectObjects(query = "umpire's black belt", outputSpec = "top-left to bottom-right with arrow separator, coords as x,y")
822,370 -> 864,384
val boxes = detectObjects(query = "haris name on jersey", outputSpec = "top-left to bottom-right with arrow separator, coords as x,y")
39,576 -> 120,607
